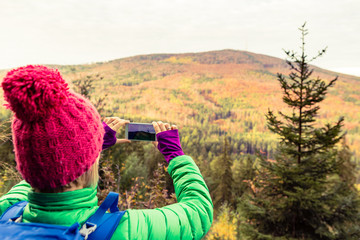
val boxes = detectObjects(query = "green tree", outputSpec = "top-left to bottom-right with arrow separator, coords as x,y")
212,137 -> 234,208
232,154 -> 257,208
334,138 -> 360,238
239,23 -> 360,239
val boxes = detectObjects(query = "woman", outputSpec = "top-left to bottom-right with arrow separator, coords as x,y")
0,65 -> 213,239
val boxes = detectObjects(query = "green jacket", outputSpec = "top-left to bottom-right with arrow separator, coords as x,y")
0,155 -> 213,239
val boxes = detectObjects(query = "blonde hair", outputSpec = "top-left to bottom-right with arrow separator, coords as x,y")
71,159 -> 99,189
35,156 -> 99,193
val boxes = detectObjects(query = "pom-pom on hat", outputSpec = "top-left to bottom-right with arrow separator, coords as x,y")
2,65 -> 104,190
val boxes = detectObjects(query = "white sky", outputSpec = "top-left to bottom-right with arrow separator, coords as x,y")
0,0 -> 359,76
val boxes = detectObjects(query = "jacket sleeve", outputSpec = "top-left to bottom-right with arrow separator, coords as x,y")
113,155 -> 213,240
0,180 -> 31,215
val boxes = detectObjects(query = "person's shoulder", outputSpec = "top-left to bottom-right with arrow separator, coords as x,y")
0,180 -> 32,215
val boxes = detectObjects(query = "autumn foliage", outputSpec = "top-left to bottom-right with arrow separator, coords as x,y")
0,38 -> 359,238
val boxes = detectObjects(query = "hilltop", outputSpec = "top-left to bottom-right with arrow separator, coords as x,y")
1,49 -> 359,160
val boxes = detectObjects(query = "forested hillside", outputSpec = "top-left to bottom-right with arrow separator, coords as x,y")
1,49 -> 360,238
2,49 -> 358,163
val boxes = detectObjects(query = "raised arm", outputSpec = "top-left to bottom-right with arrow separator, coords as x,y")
126,155 -> 213,239
112,121 -> 213,240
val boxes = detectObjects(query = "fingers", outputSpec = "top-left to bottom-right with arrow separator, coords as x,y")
164,123 -> 171,131
152,122 -> 161,134
153,121 -> 166,134
104,117 -> 114,125
113,119 -> 130,131
152,121 -> 177,134
104,117 -> 117,127
158,121 -> 167,132
105,117 -> 129,131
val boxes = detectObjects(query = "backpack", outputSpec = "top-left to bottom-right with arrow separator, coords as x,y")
0,192 -> 126,240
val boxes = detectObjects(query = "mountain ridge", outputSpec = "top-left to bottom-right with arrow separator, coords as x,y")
0,49 -> 359,160
1,49 -> 359,80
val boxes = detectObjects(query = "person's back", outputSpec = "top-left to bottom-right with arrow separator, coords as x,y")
0,65 -> 213,239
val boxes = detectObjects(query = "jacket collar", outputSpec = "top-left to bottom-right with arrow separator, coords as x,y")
27,187 -> 98,211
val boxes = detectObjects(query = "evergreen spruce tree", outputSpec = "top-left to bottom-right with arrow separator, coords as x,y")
213,137 -> 234,208
239,23 -> 360,239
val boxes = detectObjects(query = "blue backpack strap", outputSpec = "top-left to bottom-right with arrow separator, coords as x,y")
89,192 -> 119,223
0,201 -> 28,222
80,192 -> 126,240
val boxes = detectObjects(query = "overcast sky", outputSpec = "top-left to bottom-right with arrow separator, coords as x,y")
0,0 -> 359,76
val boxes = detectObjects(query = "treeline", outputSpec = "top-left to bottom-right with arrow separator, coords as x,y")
48,50 -> 360,167
1,25 -> 360,239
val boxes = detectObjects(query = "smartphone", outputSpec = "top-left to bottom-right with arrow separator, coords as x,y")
125,123 -> 157,141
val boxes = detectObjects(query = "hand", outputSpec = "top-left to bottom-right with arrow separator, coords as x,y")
152,121 -> 177,148
104,117 -> 129,132
152,121 -> 184,163
103,117 -> 131,144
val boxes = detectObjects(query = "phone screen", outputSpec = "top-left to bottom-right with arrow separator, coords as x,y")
126,123 -> 156,141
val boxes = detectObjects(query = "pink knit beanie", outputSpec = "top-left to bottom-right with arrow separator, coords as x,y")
1,65 -> 104,190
